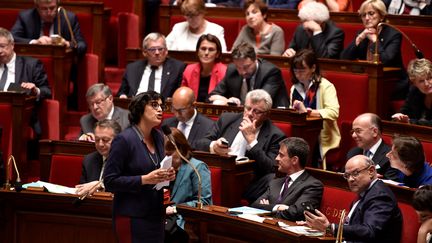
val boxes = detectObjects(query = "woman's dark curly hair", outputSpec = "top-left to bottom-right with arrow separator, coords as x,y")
128,91 -> 165,125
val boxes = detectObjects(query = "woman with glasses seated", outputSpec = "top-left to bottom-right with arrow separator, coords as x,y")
181,34 -> 227,102
386,135 -> 432,188
341,0 -> 408,100
392,58 -> 432,127
104,91 -> 176,243
232,0 -> 285,55
164,127 -> 212,243
166,0 -> 227,52
289,49 -> 340,169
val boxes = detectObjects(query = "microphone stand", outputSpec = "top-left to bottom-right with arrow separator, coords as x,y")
3,155 -> 22,191
162,126 -> 202,209
57,6 -> 78,48
374,22 -> 424,64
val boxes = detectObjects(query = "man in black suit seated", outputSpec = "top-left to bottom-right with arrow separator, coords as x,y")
252,137 -> 323,221
79,83 -> 129,142
208,42 -> 289,108
305,155 -> 402,243
0,28 -> 51,137
11,0 -> 87,56
117,32 -> 186,99
197,89 -> 286,203
347,113 -> 401,181
161,87 -> 214,150
75,119 -> 121,196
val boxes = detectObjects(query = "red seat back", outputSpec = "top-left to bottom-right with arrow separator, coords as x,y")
39,99 -> 60,140
320,186 -> 357,224
75,13 -> 93,53
281,68 -> 293,98
0,9 -> 21,29
0,105 -> 13,172
209,167 -> 222,205
49,154 -> 84,187
398,202 -> 421,243
336,23 -> 363,48
207,17 -> 240,51
273,20 -> 299,49
274,122 -> 292,137
398,26 -> 432,67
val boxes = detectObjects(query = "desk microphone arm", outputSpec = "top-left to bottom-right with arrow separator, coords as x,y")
57,6 -> 77,48
374,22 -> 424,63
3,155 -> 22,191
162,125 -> 202,209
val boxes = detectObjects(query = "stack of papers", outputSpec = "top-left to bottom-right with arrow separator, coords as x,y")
228,206 -> 270,215
22,181 -> 77,194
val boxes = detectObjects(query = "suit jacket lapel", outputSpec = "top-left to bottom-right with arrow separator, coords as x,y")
14,56 -> 23,84
188,115 -> 200,143
225,117 -> 242,144
132,60 -> 147,94
256,119 -> 270,144
161,59 -> 171,96
282,172 -> 308,200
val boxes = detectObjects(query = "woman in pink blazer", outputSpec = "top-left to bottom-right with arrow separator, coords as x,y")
181,34 -> 227,102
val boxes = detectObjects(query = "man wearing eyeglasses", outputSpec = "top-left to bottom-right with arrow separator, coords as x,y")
75,119 -> 121,197
161,87 -> 214,150
209,42 -> 289,108
11,0 -> 87,56
197,89 -> 286,203
117,32 -> 185,99
347,113 -> 401,181
305,155 -> 402,243
79,84 -> 129,142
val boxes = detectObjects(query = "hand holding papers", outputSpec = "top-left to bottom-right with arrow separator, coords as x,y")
154,156 -> 173,190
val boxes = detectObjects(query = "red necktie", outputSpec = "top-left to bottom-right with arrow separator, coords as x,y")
43,22 -> 51,36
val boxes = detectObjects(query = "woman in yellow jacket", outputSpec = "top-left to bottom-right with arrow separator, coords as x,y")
289,49 -> 341,169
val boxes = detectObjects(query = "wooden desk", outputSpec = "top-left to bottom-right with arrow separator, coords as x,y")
177,204 -> 334,243
0,189 -> 115,243
15,44 -> 73,138
0,93 -> 36,174
382,120 -> 432,143
39,139 -> 94,181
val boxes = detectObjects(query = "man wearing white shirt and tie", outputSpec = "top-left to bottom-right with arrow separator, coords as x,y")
162,87 -> 214,149
251,137 -> 323,221
347,113 -> 401,181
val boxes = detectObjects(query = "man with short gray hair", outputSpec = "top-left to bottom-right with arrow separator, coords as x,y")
79,83 -> 129,141
11,0 -> 87,56
117,32 -> 185,99
197,89 -> 286,203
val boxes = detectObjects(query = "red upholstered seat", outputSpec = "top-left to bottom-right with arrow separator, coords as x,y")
398,26 -> 432,67
273,20 -> 300,49
209,167 -> 222,205
49,154 -> 84,187
336,23 -> 364,48
207,17 -> 241,51
326,121 -> 357,171
0,9 -> 21,30
77,53 -> 99,110
281,68 -> 293,98
0,104 -> 13,173
398,202 -> 421,243
274,122 -> 292,137
75,13 -> 94,53
39,99 -> 60,140
320,186 -> 356,224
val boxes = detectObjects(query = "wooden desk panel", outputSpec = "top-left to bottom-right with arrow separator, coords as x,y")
0,189 -> 115,243
177,205 -> 334,243
382,120 -> 432,143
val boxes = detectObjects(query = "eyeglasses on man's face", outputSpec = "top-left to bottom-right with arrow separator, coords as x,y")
146,47 -> 166,55
244,105 -> 267,116
88,96 -> 108,108
149,101 -> 166,111
343,165 -> 371,180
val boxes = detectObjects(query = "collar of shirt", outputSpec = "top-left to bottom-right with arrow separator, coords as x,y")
367,138 -> 383,157
106,105 -> 115,120
288,169 -> 305,183
183,109 -> 197,126
132,125 -> 145,142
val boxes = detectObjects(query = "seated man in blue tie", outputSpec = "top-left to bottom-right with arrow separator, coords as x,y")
75,119 -> 121,197
347,113 -> 401,181
161,87 -> 214,150
251,137 -> 323,221
305,155 -> 402,243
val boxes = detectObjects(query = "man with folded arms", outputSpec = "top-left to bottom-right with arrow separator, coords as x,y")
117,32 -> 185,99
197,89 -> 286,203
347,113 -> 401,181
75,119 -> 121,196
252,137 -> 323,221
305,155 -> 402,243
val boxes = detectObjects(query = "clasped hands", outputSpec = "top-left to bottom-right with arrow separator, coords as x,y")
142,167 -> 176,185
33,35 -> 71,48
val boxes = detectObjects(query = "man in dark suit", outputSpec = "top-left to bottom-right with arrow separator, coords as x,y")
252,137 -> 323,221
161,87 -> 214,150
347,113 -> 401,181
197,89 -> 286,203
11,0 -> 87,56
75,119 -> 122,196
283,2 -> 344,59
209,42 -> 289,108
117,32 -> 185,99
0,28 -> 51,137
79,83 -> 129,141
305,155 -> 402,243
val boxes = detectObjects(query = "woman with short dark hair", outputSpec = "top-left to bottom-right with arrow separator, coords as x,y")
104,91 -> 176,243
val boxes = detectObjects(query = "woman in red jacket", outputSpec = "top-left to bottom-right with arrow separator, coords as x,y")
181,34 -> 227,102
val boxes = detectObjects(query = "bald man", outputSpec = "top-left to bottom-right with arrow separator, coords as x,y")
162,87 -> 214,149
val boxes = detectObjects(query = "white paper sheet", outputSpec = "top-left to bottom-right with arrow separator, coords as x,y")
154,156 -> 172,190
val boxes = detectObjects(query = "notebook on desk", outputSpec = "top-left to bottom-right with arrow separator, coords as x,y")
7,83 -> 29,94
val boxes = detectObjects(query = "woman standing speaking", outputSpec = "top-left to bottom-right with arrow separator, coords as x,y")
104,91 -> 176,243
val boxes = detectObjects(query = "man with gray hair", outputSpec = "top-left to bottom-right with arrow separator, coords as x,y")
197,89 -> 286,203
0,27 -> 51,136
282,1 -> 344,59
209,42 -> 289,108
11,0 -> 87,56
79,83 -> 129,141
117,32 -> 185,99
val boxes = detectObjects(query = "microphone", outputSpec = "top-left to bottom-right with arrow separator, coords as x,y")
161,125 -> 203,209
3,155 -> 22,192
57,6 -> 77,48
73,180 -> 102,207
375,22 -> 424,63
